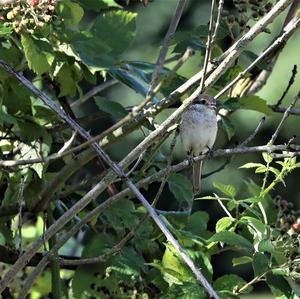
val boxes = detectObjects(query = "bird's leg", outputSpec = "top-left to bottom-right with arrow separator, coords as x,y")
187,150 -> 194,166
206,146 -> 214,158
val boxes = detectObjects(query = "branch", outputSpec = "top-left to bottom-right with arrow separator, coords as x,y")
147,0 -> 188,97
269,91 -> 300,145
10,143 -> 300,287
70,79 -> 118,108
272,105 -> 300,115
199,0 -> 216,91
274,64 -> 298,108
0,71 -> 219,299
0,245 -> 78,270
30,0 -> 292,213
211,0 -> 224,44
31,0 -> 293,214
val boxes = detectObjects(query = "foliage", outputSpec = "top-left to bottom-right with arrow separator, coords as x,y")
0,0 -> 299,299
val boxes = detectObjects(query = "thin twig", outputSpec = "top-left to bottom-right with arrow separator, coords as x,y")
17,177 -> 24,255
274,64 -> 297,108
70,79 -> 118,108
211,0 -> 224,45
269,92 -> 300,145
199,0 -> 216,92
239,117 -> 266,147
216,196 -> 235,220
201,157 -> 231,179
57,130 -> 77,154
272,105 -> 300,115
147,0 -> 188,98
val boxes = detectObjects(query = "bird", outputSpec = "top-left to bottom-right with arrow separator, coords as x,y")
180,94 -> 218,194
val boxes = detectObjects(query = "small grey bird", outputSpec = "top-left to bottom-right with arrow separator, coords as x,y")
180,94 -> 218,194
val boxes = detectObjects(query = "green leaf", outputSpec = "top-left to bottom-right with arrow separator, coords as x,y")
237,95 -> 272,115
258,239 -> 274,253
0,23 -> 13,36
168,173 -> 193,204
0,110 -> 17,126
262,152 -> 273,163
209,231 -> 253,252
187,211 -> 209,233
219,116 -> 235,140
21,35 -> 52,75
162,243 -> 193,285
216,217 -> 234,233
239,162 -> 265,169
232,256 -> 252,267
75,0 -> 121,11
92,10 -> 136,56
55,63 -> 78,97
213,274 -> 250,293
213,182 -> 236,198
109,67 -> 149,97
61,0 -> 84,26
266,273 -> 292,298
94,96 -> 128,121
240,216 -> 267,242
253,252 -> 269,277
167,283 -> 206,299
243,50 -> 268,70
72,11 -> 137,70
218,98 -> 241,111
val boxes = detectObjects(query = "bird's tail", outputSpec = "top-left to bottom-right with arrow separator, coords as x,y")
193,160 -> 202,194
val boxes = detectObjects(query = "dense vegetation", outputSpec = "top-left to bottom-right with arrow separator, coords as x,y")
0,0 -> 299,298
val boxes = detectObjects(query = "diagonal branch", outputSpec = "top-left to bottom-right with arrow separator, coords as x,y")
147,0 -> 188,98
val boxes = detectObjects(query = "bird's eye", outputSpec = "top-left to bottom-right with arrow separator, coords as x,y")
200,99 -> 206,104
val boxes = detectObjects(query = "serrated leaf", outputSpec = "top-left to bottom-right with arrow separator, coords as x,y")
72,11 -> 136,70
209,231 -> 253,252
255,165 -> 268,173
219,116 -> 235,140
213,182 -> 236,198
162,243 -> 193,285
21,35 -> 51,75
168,173 -> 193,204
232,256 -> 252,267
94,96 -> 127,121
238,95 -> 272,115
216,217 -> 234,233
239,162 -> 265,169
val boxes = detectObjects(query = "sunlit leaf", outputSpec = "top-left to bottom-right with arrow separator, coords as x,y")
213,182 -> 236,198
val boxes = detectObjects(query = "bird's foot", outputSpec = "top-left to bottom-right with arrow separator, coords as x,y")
187,151 -> 194,165
206,146 -> 214,158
